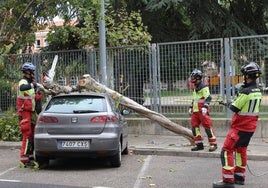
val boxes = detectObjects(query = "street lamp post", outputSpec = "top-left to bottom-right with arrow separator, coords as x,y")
99,0 -> 107,85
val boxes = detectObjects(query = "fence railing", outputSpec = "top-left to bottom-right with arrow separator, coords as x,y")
1,35 -> 268,118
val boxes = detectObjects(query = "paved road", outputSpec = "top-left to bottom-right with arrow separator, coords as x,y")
0,135 -> 267,188
0,152 -> 267,188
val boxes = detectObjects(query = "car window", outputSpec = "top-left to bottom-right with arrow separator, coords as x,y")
107,96 -> 118,113
45,96 -> 107,113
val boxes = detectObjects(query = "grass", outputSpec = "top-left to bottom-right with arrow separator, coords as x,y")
144,89 -> 192,98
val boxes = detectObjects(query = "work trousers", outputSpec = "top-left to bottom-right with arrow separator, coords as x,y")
19,110 -> 35,163
220,128 -> 254,183
191,112 -> 217,145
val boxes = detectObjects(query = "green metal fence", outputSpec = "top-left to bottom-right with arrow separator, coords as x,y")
1,35 -> 268,118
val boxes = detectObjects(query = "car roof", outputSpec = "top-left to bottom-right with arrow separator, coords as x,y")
53,92 -> 108,98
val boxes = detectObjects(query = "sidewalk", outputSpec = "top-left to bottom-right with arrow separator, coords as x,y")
0,134 -> 267,161
128,134 -> 268,161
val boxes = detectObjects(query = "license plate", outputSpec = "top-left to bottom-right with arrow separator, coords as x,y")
58,140 -> 90,149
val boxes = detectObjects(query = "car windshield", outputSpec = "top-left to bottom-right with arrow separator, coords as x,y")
45,96 -> 107,113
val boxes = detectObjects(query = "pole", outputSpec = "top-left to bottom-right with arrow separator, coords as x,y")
99,0 -> 107,85
224,38 -> 232,118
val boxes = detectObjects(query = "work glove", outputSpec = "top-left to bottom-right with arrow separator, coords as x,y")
218,101 -> 232,108
188,108 -> 192,116
218,101 -> 227,106
36,83 -> 45,90
201,107 -> 207,116
30,83 -> 37,89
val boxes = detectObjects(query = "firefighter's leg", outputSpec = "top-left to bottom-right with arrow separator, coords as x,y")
25,138 -> 34,156
191,127 -> 204,151
28,118 -> 36,160
221,129 -> 239,184
204,128 -> 217,152
234,131 -> 254,185
19,115 -> 31,164
213,128 -> 239,188
201,115 -> 217,152
213,130 -> 237,188
19,135 -> 39,169
19,112 -> 38,169
190,113 -> 204,151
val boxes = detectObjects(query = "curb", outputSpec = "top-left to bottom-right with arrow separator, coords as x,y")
130,147 -> 268,161
1,141 -> 267,161
0,142 -> 20,150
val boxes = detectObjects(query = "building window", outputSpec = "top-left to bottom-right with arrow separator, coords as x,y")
36,40 -> 41,48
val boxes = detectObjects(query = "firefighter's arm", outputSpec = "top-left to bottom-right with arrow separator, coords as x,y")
218,100 -> 235,110
35,88 -> 44,100
204,95 -> 212,107
20,82 -> 44,91
229,104 -> 240,113
188,100 -> 193,115
202,91 -> 212,116
19,83 -> 36,91
203,86 -> 212,108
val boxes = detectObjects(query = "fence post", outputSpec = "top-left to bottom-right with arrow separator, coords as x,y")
224,38 -> 232,118
86,49 -> 97,79
151,43 -> 160,112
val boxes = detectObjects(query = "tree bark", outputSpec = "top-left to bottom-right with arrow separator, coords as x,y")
43,74 -> 194,145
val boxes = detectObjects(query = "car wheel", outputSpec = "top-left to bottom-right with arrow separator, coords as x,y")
122,141 -> 128,155
35,154 -> 49,169
110,141 -> 122,168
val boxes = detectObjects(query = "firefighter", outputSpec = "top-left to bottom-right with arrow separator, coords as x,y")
213,62 -> 262,188
17,62 -> 44,169
188,69 -> 217,152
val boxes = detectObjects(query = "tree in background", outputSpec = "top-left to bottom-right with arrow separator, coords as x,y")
184,0 -> 268,39
0,0 -> 151,53
0,0 -> 63,54
126,0 -> 268,42
45,0 -> 151,50
1,0 -> 268,52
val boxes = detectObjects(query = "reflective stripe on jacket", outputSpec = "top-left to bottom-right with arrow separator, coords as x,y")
230,82 -> 262,132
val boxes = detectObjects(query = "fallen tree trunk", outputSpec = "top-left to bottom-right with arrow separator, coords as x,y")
43,74 -> 194,145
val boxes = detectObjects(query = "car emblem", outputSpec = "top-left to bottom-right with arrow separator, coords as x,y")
71,117 -> 78,123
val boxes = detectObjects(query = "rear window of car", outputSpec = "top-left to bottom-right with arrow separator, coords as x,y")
44,96 -> 107,113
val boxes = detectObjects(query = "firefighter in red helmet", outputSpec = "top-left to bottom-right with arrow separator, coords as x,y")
213,62 -> 262,188
17,62 -> 44,169
189,69 -> 218,152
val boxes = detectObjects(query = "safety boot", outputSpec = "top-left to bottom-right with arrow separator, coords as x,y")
191,143 -> 204,151
19,161 -> 39,169
234,174 -> 245,185
213,180 -> 235,188
209,144 -> 218,152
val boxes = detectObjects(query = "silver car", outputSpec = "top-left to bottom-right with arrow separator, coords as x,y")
34,92 -> 129,168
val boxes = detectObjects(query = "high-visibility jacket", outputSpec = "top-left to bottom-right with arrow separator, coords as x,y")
192,82 -> 212,112
229,82 -> 262,132
17,78 -> 35,112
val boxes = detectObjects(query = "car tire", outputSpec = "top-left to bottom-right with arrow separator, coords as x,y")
110,141 -> 122,168
35,154 -> 49,169
122,141 -> 128,155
